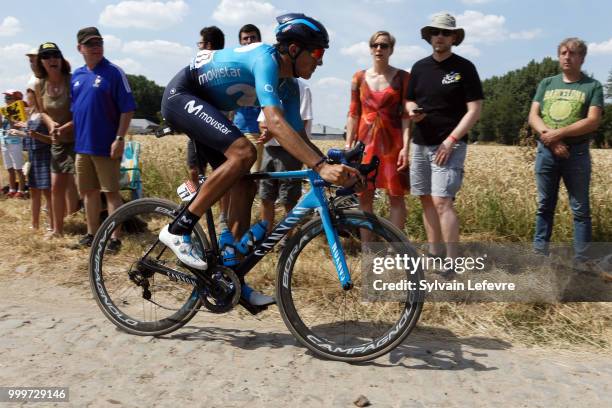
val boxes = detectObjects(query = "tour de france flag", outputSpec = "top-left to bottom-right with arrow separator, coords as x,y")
0,100 -> 27,122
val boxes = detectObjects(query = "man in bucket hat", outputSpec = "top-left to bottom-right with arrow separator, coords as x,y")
406,12 -> 483,278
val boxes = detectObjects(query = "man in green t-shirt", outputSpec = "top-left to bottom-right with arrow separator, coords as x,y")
528,37 -> 604,262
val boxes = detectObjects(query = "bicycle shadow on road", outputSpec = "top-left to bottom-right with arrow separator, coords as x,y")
380,325 -> 511,371
161,325 -> 301,351
160,324 -> 510,370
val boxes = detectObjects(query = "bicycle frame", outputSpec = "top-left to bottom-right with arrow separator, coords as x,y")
210,168 -> 354,290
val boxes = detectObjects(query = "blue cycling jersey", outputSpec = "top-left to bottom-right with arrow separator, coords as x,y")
187,43 -> 303,132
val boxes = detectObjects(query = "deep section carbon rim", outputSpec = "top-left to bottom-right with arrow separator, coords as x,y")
277,210 -> 423,362
89,198 -> 208,336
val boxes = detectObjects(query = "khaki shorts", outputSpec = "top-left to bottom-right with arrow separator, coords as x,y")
76,154 -> 121,193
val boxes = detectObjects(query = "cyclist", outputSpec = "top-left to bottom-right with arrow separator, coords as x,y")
159,13 -> 360,306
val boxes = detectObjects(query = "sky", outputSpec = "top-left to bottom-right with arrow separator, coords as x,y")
1,0 -> 610,128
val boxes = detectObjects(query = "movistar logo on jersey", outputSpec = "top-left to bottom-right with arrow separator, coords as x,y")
184,100 -> 232,134
198,66 -> 242,86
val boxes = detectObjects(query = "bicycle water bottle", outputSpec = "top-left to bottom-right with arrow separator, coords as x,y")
236,220 -> 269,255
218,221 -> 239,267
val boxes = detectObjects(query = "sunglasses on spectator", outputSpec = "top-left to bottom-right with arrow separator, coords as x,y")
370,43 -> 390,50
309,48 -> 325,62
429,29 -> 454,37
40,52 -> 62,60
83,40 -> 104,48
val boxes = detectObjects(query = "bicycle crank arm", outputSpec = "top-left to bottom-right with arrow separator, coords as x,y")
138,258 -> 200,287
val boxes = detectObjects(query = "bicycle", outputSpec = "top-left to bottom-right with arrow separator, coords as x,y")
89,138 -> 423,362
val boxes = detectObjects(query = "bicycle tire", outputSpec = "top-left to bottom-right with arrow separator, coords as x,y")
89,198 -> 209,336
276,209 -> 423,362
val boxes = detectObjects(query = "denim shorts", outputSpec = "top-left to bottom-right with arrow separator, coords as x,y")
410,142 -> 467,198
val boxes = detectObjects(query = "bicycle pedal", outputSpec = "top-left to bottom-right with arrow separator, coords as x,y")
239,297 -> 268,315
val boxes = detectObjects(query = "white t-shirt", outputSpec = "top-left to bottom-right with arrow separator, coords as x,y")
258,79 -> 313,146
26,75 -> 38,92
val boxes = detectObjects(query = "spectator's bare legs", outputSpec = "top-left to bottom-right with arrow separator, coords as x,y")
30,188 -> 42,229
66,175 -> 80,214
7,168 -> 16,192
105,191 -> 124,239
32,188 -> 53,230
432,196 -> 459,259
387,194 -> 407,231
16,169 -> 25,192
219,192 -> 229,221
261,198 -> 275,233
43,189 -> 53,230
51,173 -> 71,235
358,189 -> 376,241
419,195 -> 445,256
82,189 -> 101,235
261,200 -> 295,235
228,179 -> 256,238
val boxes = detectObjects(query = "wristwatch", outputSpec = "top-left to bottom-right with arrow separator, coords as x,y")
115,135 -> 124,142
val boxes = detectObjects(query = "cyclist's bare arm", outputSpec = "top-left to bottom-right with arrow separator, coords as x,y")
262,106 -> 359,186
298,128 -> 325,157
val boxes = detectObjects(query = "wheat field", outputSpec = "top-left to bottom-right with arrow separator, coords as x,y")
0,134 -> 610,349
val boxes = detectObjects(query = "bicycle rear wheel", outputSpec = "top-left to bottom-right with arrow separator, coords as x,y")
276,209 -> 423,362
89,198 -> 209,336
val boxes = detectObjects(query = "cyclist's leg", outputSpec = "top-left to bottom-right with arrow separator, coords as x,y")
160,89 -> 254,269
228,179 -> 257,237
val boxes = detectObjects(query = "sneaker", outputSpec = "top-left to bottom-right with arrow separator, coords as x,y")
78,233 -> 94,247
241,284 -> 275,306
7,191 -> 16,198
14,191 -> 25,199
107,238 -> 122,253
159,225 -> 207,270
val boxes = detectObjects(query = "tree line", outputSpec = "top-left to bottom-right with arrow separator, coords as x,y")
126,63 -> 612,147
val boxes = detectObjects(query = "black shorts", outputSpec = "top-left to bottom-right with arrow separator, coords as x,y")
162,68 -> 243,169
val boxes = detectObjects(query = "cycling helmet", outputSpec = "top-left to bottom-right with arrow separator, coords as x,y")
275,13 -> 329,49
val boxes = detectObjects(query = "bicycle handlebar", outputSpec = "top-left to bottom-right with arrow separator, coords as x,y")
325,141 -> 379,196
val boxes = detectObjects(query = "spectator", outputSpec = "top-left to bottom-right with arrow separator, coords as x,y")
9,89 -> 53,229
71,27 -> 136,250
35,41 -> 80,237
258,79 -> 313,238
528,38 -> 603,263
187,26 -> 225,185
25,48 -> 41,91
345,30 -> 410,231
1,90 -> 27,198
233,24 -> 264,172
406,13 -> 483,274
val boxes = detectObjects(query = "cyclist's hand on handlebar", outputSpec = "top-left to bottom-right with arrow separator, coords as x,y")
318,163 -> 362,187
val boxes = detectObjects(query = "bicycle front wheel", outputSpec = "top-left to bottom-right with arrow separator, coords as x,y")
276,209 -> 423,362
89,198 -> 209,336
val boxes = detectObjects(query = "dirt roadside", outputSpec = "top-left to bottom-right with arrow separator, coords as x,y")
1,258 -> 610,407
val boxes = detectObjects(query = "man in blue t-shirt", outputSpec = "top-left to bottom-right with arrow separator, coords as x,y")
159,13 -> 358,306
71,26 -> 136,250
